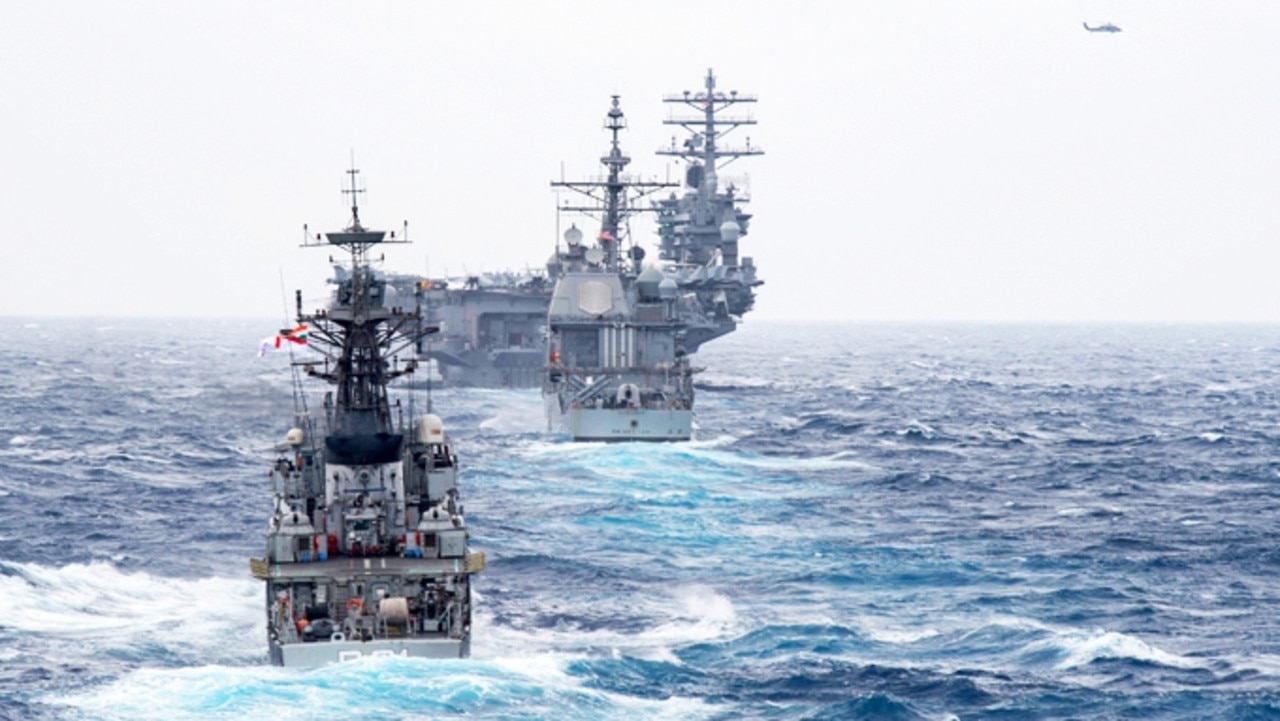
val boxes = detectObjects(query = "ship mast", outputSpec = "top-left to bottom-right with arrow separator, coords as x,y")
658,69 -> 763,176
551,96 -> 675,272
656,69 -> 763,267
601,97 -> 626,260
297,167 -> 421,460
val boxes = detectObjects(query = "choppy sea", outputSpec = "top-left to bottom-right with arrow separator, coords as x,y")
2,318 -> 1280,720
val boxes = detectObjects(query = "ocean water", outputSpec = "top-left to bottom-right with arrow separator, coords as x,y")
2,318 -> 1280,720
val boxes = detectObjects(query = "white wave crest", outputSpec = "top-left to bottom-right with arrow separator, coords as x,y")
49,656 -> 721,721
472,390 -> 545,434
857,614 -> 940,645
696,372 -> 773,389
516,439 -> 875,477
472,583 -> 738,665
1039,628 -> 1201,670
0,560 -> 262,664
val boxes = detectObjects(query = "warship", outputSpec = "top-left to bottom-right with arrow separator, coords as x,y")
250,168 -> 484,666
542,96 -> 694,441
390,69 -> 763,390
408,270 -> 550,388
653,69 -> 764,354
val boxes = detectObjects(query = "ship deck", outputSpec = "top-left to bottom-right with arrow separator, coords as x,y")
250,552 -> 485,581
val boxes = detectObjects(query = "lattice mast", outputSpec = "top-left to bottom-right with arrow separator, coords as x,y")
551,96 -> 675,272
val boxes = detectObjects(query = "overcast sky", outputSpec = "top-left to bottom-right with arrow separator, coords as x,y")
3,2 -> 1278,323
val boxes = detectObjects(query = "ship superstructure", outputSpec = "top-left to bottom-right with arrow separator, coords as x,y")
543,97 -> 694,441
654,69 -> 764,352
251,168 -> 484,666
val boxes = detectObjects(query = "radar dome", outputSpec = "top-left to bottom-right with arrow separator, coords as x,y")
275,427 -> 304,451
564,224 -> 583,246
636,266 -> 664,301
658,277 -> 678,299
719,219 -> 741,242
414,414 -> 445,444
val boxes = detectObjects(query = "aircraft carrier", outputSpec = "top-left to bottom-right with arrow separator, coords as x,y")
410,270 -> 550,388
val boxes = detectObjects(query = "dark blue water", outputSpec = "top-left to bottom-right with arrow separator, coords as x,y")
2,318 -> 1280,720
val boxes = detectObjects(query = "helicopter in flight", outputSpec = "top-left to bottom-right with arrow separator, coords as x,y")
1083,22 -> 1122,33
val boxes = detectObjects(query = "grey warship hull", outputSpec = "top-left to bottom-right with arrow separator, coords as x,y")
433,347 -> 544,388
414,276 -> 550,388
260,555 -> 482,664
544,395 -> 692,442
542,96 -> 697,442
254,169 -> 483,667
275,636 -> 468,666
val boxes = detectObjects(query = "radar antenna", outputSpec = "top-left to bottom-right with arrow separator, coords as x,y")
551,96 -> 676,271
